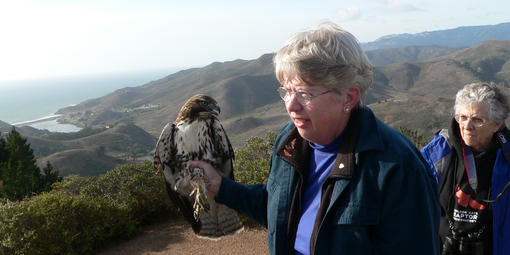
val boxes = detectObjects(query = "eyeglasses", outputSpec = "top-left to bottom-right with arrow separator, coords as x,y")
277,87 -> 332,105
454,114 -> 489,128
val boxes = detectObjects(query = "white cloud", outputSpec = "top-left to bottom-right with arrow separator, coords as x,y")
337,7 -> 362,22
375,0 -> 419,12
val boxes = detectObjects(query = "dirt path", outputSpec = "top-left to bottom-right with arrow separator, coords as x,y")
97,216 -> 268,255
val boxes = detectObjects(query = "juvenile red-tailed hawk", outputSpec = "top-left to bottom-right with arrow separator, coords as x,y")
153,94 -> 243,239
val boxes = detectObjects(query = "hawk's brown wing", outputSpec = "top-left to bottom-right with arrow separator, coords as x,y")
210,120 -> 235,180
154,123 -> 202,234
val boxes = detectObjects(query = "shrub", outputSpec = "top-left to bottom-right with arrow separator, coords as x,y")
79,162 -> 175,222
0,161 -> 175,255
0,191 -> 136,255
233,132 -> 275,227
234,132 -> 275,185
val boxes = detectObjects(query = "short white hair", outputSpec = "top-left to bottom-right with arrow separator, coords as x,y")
454,82 -> 509,123
273,22 -> 373,107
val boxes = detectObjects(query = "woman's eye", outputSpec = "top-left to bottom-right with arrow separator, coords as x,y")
472,117 -> 483,124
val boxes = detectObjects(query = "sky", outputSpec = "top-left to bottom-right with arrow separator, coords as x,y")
0,0 -> 509,82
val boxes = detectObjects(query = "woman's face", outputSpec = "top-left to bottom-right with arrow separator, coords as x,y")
456,102 -> 502,150
282,78 -> 354,145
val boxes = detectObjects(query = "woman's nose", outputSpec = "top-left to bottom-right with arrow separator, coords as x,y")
285,93 -> 302,112
464,118 -> 475,129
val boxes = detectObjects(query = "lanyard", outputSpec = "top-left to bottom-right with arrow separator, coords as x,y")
459,130 -> 510,203
459,138 -> 478,190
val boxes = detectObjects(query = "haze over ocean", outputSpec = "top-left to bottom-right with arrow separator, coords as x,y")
0,68 -> 180,125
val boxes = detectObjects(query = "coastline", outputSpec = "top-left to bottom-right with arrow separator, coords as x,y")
12,115 -> 82,133
1,68 -> 176,125
12,115 -> 62,127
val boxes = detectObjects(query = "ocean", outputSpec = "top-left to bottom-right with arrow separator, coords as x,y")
0,68 -> 183,132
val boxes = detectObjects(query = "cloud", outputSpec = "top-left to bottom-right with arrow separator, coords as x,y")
337,7 -> 362,22
375,0 -> 419,12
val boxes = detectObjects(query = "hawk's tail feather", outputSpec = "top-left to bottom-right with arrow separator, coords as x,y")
196,204 -> 243,239
217,204 -> 243,235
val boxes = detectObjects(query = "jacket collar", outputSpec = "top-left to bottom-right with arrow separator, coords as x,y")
354,107 -> 385,154
329,107 -> 362,179
277,106 -> 385,178
276,127 -> 312,175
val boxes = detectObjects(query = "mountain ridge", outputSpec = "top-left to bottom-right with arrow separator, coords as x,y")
55,40 -> 510,144
362,22 -> 510,50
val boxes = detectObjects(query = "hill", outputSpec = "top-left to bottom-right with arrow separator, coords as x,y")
362,22 -> 510,50
37,149 -> 126,176
0,121 -> 156,176
25,123 -> 156,158
52,47 -> 436,146
54,40 -> 510,144
370,40 -> 510,137
365,45 -> 461,66
56,53 -> 282,145
373,40 -> 510,96
0,120 -> 10,131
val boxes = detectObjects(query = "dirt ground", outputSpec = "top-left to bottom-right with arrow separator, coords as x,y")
97,216 -> 269,255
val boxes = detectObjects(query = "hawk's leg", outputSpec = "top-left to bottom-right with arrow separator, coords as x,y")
189,167 -> 210,220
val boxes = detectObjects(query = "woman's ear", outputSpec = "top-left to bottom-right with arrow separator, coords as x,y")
344,86 -> 360,111
493,122 -> 504,133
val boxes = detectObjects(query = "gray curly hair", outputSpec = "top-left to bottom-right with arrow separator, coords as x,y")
273,22 -> 373,107
454,82 -> 510,123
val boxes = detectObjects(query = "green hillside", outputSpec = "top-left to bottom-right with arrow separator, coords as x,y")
3,40 -> 510,176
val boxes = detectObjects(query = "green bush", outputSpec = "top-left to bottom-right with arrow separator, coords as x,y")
0,161 -> 175,255
233,132 -> 275,227
79,162 -> 175,222
234,132 -> 275,185
0,191 -> 136,255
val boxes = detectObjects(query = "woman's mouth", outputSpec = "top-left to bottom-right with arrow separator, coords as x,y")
293,118 -> 308,127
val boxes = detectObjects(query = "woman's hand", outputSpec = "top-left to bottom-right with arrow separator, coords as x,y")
189,160 -> 222,197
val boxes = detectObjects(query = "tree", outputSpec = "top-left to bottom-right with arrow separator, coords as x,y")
0,136 -> 7,187
0,136 -> 7,162
0,128 -> 41,200
398,127 -> 428,149
0,128 -> 60,200
41,161 -> 62,192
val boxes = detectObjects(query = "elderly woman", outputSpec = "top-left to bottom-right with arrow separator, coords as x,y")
191,22 -> 439,255
421,82 -> 510,255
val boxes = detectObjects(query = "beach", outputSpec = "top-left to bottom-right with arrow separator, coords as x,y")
13,115 -> 82,133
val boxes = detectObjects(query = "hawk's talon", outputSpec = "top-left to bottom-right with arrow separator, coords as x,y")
190,179 -> 210,220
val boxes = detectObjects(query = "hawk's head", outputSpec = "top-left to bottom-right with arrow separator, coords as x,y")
175,94 -> 221,123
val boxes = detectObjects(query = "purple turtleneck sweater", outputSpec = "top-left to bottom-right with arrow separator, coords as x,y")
294,134 -> 343,255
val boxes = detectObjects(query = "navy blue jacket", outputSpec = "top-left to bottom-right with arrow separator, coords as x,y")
216,107 -> 440,255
